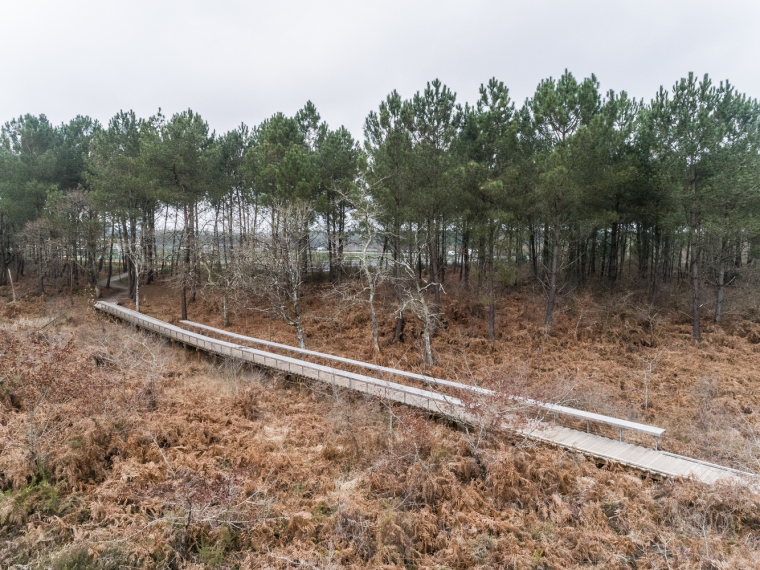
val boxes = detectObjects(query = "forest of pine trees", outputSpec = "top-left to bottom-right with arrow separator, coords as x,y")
2,71 -> 759,343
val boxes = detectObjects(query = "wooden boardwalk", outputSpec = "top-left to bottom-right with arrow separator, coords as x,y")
95,301 -> 758,488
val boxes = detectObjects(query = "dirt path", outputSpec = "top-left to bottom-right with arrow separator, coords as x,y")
98,271 -> 129,302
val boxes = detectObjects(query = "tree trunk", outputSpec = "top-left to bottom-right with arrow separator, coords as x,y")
106,219 -> 114,288
8,269 -> 17,302
651,226 -> 661,306
463,228 -> 470,286
183,202 -> 193,314
542,222 -> 549,281
429,217 -> 441,328
146,205 -> 155,284
423,323 -> 433,368
181,286 -> 188,321
715,237 -> 726,325
476,236 -> 485,291
0,213 -> 6,287
419,283 -> 435,368
369,285 -> 380,353
92,258 -> 101,299
327,211 -> 334,281
393,232 -> 405,342
690,205 -> 701,341
735,236 -> 742,268
293,291 -> 305,349
580,236 -> 588,287
487,225 -> 496,341
544,215 -> 561,329
608,222 -> 618,288
190,202 -> 199,303
135,268 -> 140,313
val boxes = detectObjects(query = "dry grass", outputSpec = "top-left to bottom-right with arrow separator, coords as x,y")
0,278 -> 759,568
122,273 -> 760,470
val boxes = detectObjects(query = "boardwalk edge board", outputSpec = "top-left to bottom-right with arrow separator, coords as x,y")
94,301 -> 758,488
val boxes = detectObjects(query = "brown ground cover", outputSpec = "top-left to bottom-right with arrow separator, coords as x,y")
129,274 -> 760,470
0,278 -> 759,568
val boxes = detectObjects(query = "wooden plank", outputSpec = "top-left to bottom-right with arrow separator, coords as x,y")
620,446 -> 658,467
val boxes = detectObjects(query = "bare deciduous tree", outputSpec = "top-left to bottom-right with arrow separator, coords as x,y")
125,227 -> 154,313
626,349 -> 664,411
334,187 -> 391,353
236,200 -> 312,349
393,234 -> 441,367
200,230 -> 242,327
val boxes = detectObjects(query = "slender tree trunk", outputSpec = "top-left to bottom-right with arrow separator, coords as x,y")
0,213 -> 5,288
293,287 -> 305,349
567,227 -> 578,287
542,222 -> 550,281
146,205 -> 155,284
579,236 -> 587,287
429,217 -> 441,329
636,224 -> 645,279
423,323 -> 433,368
476,236 -> 485,291
463,227 -> 470,287
338,204 -> 346,283
416,274 -> 435,368
487,225 -> 496,341
106,219 -> 114,288
690,202 -> 701,341
608,222 -> 619,288
651,226 -> 661,306
135,265 -> 140,313
369,282 -> 380,352
8,268 -> 17,302
393,232 -> 405,342
544,214 -> 561,329
621,225 -> 629,278
715,237 -> 726,325
38,246 -> 45,294
181,285 -> 187,320
735,236 -> 742,268
327,211 -> 334,280
170,207 -> 178,277
190,201 -> 198,303
181,202 -> 191,319
92,258 -> 101,299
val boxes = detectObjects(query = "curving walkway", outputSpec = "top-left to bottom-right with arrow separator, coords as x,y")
95,301 -> 759,488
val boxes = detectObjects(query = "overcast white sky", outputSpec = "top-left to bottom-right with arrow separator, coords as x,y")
3,0 -> 759,139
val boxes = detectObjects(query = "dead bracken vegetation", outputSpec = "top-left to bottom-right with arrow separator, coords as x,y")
0,280 -> 760,568
133,271 -> 760,473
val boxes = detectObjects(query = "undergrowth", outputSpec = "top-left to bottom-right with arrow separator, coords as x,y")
0,282 -> 758,568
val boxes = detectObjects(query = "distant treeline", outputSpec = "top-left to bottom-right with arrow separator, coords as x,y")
1,71 -> 759,341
